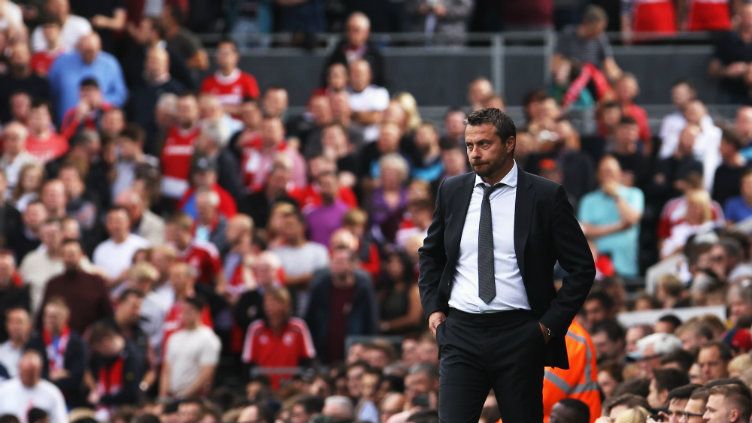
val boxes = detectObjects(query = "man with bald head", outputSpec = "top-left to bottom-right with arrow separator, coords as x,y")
348,59 -> 389,142
115,188 -> 165,245
324,12 -> 386,87
126,46 -> 185,131
47,32 -> 127,124
0,351 -> 68,423
0,122 -> 37,191
578,156 -> 644,278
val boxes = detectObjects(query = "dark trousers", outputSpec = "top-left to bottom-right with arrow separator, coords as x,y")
437,308 -> 545,423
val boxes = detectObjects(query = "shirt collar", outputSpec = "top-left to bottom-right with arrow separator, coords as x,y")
474,161 -> 518,188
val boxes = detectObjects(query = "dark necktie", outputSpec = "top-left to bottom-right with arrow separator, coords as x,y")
478,183 -> 500,304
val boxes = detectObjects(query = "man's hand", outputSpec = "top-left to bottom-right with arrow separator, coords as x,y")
539,322 -> 551,344
727,62 -> 749,77
601,180 -> 619,198
429,311 -> 446,338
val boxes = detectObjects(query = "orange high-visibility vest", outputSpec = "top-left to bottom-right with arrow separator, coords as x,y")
542,321 -> 602,423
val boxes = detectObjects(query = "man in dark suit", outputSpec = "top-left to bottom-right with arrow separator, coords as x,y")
418,108 -> 595,422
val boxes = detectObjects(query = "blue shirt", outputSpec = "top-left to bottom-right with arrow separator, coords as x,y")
578,186 -> 644,278
724,196 -> 752,223
48,51 -> 128,124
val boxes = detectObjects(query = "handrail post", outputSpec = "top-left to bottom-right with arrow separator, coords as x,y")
492,34 -> 504,97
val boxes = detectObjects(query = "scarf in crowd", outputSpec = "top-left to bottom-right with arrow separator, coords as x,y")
96,355 -> 125,397
43,326 -> 70,372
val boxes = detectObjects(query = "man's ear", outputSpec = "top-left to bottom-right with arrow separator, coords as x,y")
505,136 -> 516,153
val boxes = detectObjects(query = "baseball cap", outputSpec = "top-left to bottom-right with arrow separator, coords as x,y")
627,333 -> 682,361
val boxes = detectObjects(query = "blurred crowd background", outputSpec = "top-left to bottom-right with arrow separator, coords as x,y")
3,0 -> 752,422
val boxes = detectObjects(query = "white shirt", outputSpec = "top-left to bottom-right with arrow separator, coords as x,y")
93,234 -> 150,279
348,85 -> 389,142
19,246 -> 64,314
31,14 -> 92,52
449,162 -> 531,313
0,378 -> 68,423
0,341 -> 22,379
165,325 -> 221,397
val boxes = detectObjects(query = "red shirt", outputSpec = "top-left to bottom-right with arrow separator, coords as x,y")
60,103 -> 113,141
161,126 -> 200,197
632,0 -> 676,34
182,241 -> 222,286
31,51 -> 61,77
687,0 -> 731,31
179,183 -> 238,219
201,70 -> 260,107
25,133 -> 68,163
241,317 -> 315,389
623,103 -> 652,143
288,185 -> 358,209
657,197 -> 725,240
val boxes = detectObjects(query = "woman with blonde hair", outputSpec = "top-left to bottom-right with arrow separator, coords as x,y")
393,92 -> 422,132
660,189 -> 719,258
12,162 -> 43,211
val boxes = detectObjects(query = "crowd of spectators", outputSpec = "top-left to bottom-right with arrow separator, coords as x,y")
2,0 -> 752,423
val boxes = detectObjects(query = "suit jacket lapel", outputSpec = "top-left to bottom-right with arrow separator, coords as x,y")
514,168 -> 534,280
447,173 -> 475,262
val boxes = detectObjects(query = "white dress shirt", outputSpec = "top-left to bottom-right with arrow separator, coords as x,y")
449,162 -> 531,313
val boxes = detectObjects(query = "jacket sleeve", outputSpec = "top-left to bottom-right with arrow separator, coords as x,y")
540,186 -> 595,337
418,180 -> 447,319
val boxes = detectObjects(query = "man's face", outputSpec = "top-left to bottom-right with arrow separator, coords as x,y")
177,402 -> 203,423
61,242 -> 82,269
262,295 -> 287,321
666,398 -> 688,423
728,289 -> 752,327
5,310 -> 30,342
3,125 -> 26,156
39,222 -> 62,249
290,404 -> 310,423
648,379 -> 667,409
43,304 -> 67,332
118,295 -> 143,324
215,43 -> 238,72
262,90 -> 288,118
78,35 -> 101,64
346,16 -> 369,47
404,372 -> 431,402
0,254 -> 15,282
349,61 -> 371,92
465,123 -> 513,182
591,331 -> 620,361
697,346 -> 727,383
683,398 -> 706,423
637,345 -> 662,377
583,299 -> 607,327
445,112 -> 466,138
176,97 -> 199,128
23,203 -> 48,232
703,394 -> 731,423
106,210 -> 130,241
261,119 -> 284,146
549,402 -> 576,423
597,158 -> 621,186
672,84 -> 694,108
330,249 -> 354,277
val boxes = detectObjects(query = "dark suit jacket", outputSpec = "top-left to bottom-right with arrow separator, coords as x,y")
418,168 -> 595,368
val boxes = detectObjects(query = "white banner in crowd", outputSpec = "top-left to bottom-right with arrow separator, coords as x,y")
617,305 -> 727,327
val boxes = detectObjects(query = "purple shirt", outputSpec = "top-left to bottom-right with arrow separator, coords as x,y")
305,200 -> 350,246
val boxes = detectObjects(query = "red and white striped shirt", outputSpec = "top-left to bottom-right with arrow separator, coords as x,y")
160,126 -> 200,198
200,69 -> 260,107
